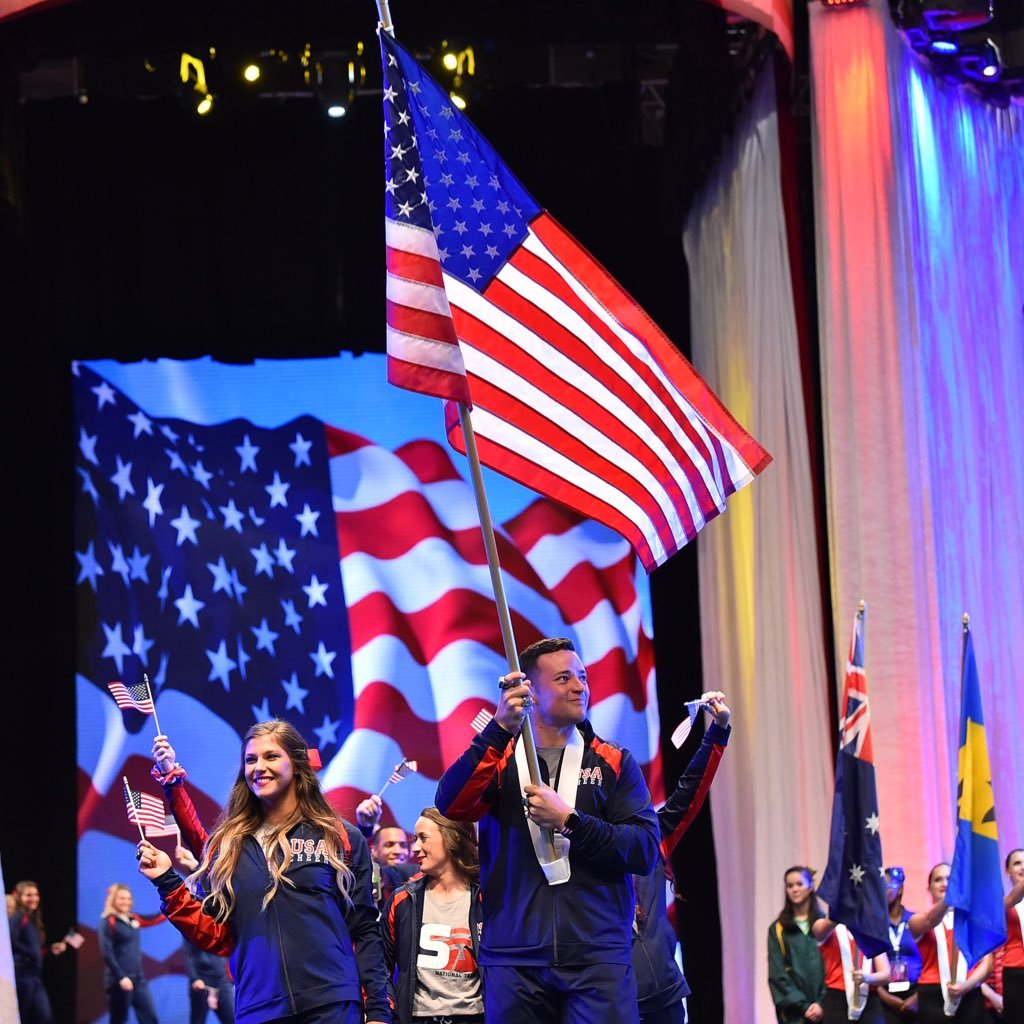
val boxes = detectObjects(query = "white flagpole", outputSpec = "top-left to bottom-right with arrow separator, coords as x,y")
457,404 -> 554,859
375,3 -> 552,861
143,673 -> 163,737
122,777 -> 146,844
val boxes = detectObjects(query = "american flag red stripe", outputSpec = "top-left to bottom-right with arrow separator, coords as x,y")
107,680 -> 155,715
380,33 -> 769,572
125,788 -> 166,833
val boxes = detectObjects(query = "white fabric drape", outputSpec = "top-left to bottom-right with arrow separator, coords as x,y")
685,64 -> 834,1024
811,0 -> 1024,888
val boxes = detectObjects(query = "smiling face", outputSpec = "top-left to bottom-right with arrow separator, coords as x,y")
16,885 -> 40,913
111,887 -> 133,915
373,827 -> 410,866
785,870 -> 813,911
928,863 -> 950,904
1007,850 -> 1024,886
244,733 -> 295,806
411,816 -> 450,878
531,648 -> 589,730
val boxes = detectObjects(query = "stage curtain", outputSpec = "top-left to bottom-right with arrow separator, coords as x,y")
684,63 -> 835,1024
811,0 -> 1024,910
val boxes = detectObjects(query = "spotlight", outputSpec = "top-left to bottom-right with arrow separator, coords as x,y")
442,52 -> 459,71
180,52 -> 214,115
450,91 -> 467,109
930,36 -> 960,52
243,63 -> 261,83
326,103 -> 347,118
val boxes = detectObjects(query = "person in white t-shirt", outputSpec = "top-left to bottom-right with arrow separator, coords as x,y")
380,807 -> 484,1024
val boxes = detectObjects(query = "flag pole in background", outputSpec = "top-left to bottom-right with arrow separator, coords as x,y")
375,0 -> 553,858
817,600 -> 889,957
947,613 -> 1007,965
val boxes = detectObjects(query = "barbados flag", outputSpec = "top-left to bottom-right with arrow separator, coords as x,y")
947,618 -> 1007,965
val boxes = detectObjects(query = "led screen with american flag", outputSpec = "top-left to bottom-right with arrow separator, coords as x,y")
73,354 -> 662,1022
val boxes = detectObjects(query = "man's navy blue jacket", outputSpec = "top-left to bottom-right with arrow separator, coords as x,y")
436,716 -> 659,968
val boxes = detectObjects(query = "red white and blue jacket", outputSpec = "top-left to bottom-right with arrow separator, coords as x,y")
436,716 -> 659,968
633,721 -> 729,1013
149,777 -> 392,1024
380,871 -> 483,1023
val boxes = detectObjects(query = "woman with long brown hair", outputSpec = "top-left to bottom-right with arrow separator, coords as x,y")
9,880 -> 67,1024
381,806 -> 483,1024
136,719 -> 391,1024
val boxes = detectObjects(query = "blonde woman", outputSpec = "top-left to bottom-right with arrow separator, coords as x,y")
136,719 -> 391,1024
98,884 -> 163,1024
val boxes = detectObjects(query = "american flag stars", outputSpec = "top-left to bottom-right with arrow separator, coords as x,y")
73,363 -> 354,737
380,32 -> 539,294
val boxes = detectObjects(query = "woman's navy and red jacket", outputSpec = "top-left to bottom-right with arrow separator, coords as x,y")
436,716 -> 659,968
379,872 -> 483,1024
149,776 -> 392,1024
632,720 -> 730,1015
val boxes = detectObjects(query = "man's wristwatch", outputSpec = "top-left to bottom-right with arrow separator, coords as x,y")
559,811 -> 581,837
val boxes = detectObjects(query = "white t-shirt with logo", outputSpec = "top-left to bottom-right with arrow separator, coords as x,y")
412,887 -> 483,1018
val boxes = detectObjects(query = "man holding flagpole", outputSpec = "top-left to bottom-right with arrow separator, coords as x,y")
436,637 -> 659,1024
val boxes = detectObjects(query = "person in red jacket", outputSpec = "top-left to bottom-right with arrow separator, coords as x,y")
908,863 -> 992,1023
997,848 -> 1024,1019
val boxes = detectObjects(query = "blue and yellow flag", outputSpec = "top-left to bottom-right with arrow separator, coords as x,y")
947,618 -> 1007,964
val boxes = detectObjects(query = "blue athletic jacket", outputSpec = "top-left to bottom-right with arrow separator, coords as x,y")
149,782 -> 391,1024
436,717 -> 659,968
633,721 -> 729,1013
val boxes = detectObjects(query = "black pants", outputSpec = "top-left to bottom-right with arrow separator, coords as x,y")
823,987 -> 884,1024
917,985 -> 985,1024
1003,966 -> 1024,1021
189,983 -> 235,1024
107,979 -> 159,1024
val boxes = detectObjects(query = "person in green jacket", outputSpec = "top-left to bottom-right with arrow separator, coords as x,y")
768,866 -> 827,1022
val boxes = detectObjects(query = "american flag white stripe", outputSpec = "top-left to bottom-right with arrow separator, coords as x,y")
464,406 -> 671,564
456,341 -> 697,539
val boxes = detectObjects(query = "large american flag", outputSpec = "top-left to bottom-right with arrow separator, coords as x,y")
380,31 -> 771,573
817,608 -> 888,957
73,357 -> 661,1023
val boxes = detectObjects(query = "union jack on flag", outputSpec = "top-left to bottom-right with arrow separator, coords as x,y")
818,604 -> 888,956
839,618 -> 873,762
379,30 -> 771,573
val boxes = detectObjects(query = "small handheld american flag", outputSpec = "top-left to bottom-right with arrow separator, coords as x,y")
377,757 -> 418,798
123,779 -> 165,836
670,701 -> 704,749
144,813 -> 181,842
108,680 -> 155,715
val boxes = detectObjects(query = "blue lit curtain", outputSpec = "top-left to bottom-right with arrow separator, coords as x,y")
811,0 -> 1024,923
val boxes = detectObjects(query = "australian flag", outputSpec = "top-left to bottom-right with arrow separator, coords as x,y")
818,606 -> 889,957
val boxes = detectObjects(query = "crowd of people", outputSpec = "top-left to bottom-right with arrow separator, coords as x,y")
767,855 -> 1024,1023
15,630 -> 1021,1024
11,636 -> 731,1024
